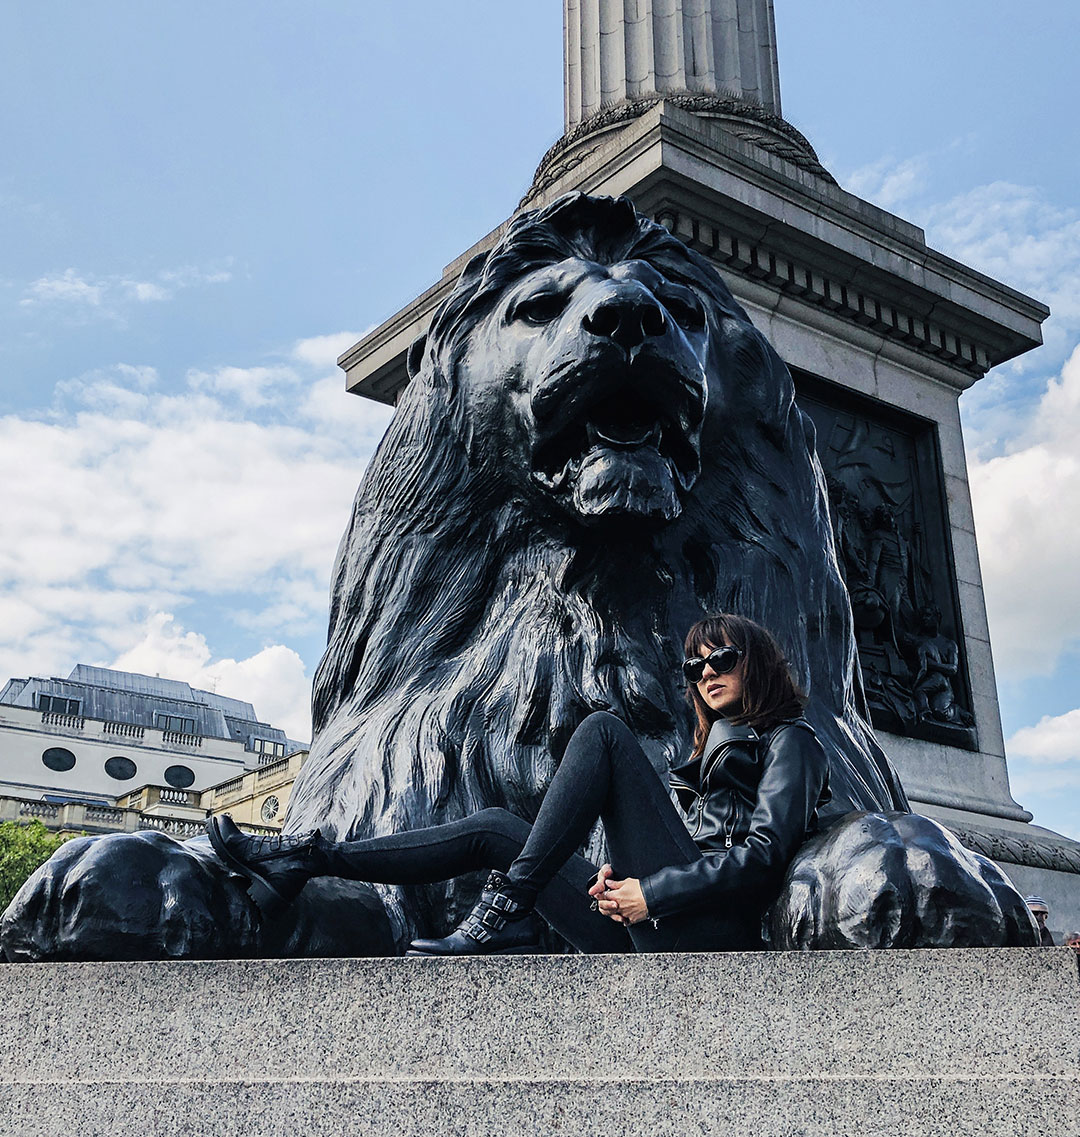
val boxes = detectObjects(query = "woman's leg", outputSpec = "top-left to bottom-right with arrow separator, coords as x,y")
317,711 -> 701,914
313,711 -> 715,950
505,711 -> 703,895
340,711 -> 740,951
319,807 -> 629,953
504,711 -> 761,952
214,711 -> 751,951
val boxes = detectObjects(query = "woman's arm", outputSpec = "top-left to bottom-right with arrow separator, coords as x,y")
638,722 -> 829,921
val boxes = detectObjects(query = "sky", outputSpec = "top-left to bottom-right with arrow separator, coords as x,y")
1,2 -> 1078,837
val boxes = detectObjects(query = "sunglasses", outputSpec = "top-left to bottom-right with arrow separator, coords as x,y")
682,645 -> 744,684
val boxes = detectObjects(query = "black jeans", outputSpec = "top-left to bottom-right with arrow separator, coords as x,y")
321,712 -> 760,952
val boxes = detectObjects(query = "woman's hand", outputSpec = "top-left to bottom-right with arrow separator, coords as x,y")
588,864 -> 649,925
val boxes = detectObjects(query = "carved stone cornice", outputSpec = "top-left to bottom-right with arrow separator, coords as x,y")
654,203 -> 992,376
950,825 -> 1080,876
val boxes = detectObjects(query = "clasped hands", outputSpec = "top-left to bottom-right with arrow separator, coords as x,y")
588,862 -> 649,925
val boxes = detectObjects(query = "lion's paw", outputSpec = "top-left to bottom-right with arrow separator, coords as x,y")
766,811 -> 1039,949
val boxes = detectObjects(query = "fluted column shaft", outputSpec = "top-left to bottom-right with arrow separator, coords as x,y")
564,0 -> 781,130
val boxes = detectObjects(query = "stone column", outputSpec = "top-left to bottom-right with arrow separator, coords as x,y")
564,0 -> 782,130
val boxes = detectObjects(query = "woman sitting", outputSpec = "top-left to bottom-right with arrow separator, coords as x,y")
210,613 -> 831,954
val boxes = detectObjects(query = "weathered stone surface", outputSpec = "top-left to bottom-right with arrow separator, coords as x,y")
1,951 -> 1076,1135
5,1077 -> 1080,1137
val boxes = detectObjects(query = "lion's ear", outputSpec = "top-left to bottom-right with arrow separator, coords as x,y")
406,333 -> 428,380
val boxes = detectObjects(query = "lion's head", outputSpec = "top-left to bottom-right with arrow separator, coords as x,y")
288,193 -> 907,941
422,197 -> 721,526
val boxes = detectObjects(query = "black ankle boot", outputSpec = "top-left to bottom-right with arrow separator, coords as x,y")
407,870 -> 542,956
208,814 -> 328,917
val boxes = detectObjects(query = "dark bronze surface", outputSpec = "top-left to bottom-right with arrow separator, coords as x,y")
289,193 -> 908,942
768,811 -> 1040,948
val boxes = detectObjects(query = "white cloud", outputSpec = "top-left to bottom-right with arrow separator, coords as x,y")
0,333 -> 394,730
23,268 -> 104,307
122,280 -> 170,302
843,154 -> 929,213
110,613 -> 313,741
18,260 -> 232,316
297,374 -> 396,437
968,345 -> 1080,678
1008,710 -> 1080,766
188,364 -> 298,407
55,363 -> 159,415
291,330 -> 368,371
926,183 -> 1080,313
159,265 -> 233,288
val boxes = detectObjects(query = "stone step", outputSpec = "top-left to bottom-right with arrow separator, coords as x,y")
4,1076 -> 1079,1137
2,949 -> 1077,1136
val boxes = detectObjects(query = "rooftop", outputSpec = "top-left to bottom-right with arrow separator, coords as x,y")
0,664 -> 298,750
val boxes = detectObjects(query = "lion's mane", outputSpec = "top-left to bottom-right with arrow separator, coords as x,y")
287,193 -> 908,940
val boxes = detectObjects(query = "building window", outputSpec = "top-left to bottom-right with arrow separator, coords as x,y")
164,765 -> 195,790
42,747 -> 76,772
104,756 -> 138,781
260,795 -> 280,822
39,695 -> 81,716
251,738 -> 285,758
155,713 -> 197,735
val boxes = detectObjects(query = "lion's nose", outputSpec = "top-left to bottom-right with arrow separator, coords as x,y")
582,285 -> 667,352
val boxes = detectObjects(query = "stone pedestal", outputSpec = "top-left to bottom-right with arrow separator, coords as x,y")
3,952 -> 1077,1135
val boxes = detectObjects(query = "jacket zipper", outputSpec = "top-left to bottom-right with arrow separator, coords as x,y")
706,742 -> 749,849
699,748 -> 723,787
689,788 -> 706,838
701,747 -> 732,845
670,776 -> 706,838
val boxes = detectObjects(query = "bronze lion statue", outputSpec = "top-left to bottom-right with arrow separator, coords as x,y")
285,192 -> 910,942
3,193 -> 1035,959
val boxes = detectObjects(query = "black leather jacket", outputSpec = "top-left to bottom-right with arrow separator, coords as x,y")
640,718 -> 831,920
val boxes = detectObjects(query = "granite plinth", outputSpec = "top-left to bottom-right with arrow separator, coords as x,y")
2,949 -> 1077,1135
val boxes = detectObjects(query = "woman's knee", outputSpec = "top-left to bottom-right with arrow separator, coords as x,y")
572,710 -> 633,747
570,711 -> 648,770
471,807 -> 531,841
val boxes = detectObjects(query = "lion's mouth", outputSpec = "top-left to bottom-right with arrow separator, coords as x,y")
588,412 -> 660,451
532,391 -> 701,495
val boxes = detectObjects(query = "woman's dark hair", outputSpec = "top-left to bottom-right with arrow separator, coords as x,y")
684,613 -> 806,757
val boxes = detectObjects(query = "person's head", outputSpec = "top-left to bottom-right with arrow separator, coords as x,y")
683,613 -> 806,757
1025,895 -> 1050,927
1064,930 -> 1080,954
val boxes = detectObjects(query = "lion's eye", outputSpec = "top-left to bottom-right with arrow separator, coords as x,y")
513,292 -> 568,325
658,289 -> 706,332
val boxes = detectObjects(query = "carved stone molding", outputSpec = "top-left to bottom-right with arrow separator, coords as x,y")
657,206 -> 991,377
564,0 -> 783,128
524,93 -> 835,210
950,825 -> 1080,876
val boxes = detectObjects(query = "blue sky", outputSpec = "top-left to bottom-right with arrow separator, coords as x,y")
2,2 -> 1078,838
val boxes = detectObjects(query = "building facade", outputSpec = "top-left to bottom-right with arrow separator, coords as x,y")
0,665 -> 307,837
